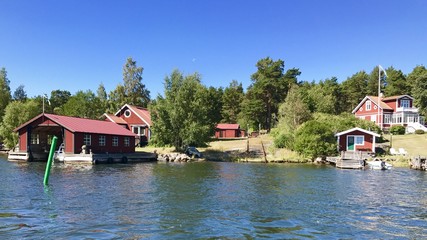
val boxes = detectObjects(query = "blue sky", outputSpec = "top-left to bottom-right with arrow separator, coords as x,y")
1,0 -> 426,98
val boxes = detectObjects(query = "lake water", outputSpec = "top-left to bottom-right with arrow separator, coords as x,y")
0,155 -> 426,239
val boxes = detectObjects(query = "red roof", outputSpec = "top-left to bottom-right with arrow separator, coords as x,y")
216,123 -> 240,130
15,114 -> 137,137
104,113 -> 128,125
116,104 -> 152,126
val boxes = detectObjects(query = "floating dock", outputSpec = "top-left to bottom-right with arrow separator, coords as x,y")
326,151 -> 370,169
410,156 -> 426,171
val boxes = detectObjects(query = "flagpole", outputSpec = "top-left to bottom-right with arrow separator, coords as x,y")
378,66 -> 381,130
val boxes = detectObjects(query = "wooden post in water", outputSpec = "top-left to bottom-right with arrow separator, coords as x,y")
44,136 -> 58,186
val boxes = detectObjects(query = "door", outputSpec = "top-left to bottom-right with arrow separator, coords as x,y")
347,136 -> 355,151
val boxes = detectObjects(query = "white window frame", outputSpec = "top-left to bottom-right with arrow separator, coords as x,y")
401,99 -> 410,108
84,134 -> 91,146
366,100 -> 372,111
31,134 -> 39,144
355,136 -> 364,145
112,136 -> 119,147
132,126 -> 146,136
124,137 -> 130,147
99,135 -> 106,146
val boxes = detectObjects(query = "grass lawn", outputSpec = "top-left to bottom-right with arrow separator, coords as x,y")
383,134 -> 427,156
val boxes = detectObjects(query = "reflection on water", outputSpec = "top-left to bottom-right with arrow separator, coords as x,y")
0,155 -> 426,239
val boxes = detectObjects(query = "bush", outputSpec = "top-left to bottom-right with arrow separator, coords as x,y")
415,129 -> 425,134
390,125 -> 405,135
294,120 -> 336,159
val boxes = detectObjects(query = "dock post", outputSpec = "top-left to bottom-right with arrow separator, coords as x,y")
43,136 -> 58,186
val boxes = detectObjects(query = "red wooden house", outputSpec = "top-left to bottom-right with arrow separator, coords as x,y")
215,124 -> 245,138
335,127 -> 380,153
104,104 -> 152,146
10,113 -> 137,161
352,95 -> 425,131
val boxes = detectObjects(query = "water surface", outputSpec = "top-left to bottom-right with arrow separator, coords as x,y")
0,155 -> 426,239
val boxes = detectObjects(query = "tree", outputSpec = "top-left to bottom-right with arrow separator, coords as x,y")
383,66 -> 409,96
61,90 -> 104,119
108,85 -> 126,113
412,73 -> 427,116
341,71 -> 369,112
122,57 -> 150,107
0,67 -> 12,123
13,85 -> 27,102
50,90 -> 71,114
366,66 -> 387,96
150,70 -> 214,151
278,84 -> 312,131
97,83 -> 108,113
407,65 -> 427,93
206,86 -> 223,126
221,80 -> 244,123
0,100 -> 39,148
307,77 -> 342,114
244,57 -> 299,131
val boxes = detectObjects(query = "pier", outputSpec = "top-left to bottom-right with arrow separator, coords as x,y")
326,151 -> 370,169
410,156 -> 426,171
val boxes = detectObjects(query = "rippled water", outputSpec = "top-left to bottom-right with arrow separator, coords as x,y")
0,154 -> 426,239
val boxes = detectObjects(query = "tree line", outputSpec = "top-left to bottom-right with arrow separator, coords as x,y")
1,57 -> 427,155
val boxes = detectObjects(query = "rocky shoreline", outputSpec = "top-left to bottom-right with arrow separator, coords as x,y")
156,152 -> 204,162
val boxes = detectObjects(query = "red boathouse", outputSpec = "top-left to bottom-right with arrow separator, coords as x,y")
10,113 -> 137,161
215,123 -> 245,138
335,127 -> 380,153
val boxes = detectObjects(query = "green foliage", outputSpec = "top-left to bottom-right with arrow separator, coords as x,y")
50,90 -> 71,114
341,71 -> 368,112
150,70 -> 215,151
415,129 -> 425,134
61,90 -> 104,119
306,77 -> 343,114
206,86 -> 223,126
0,68 -> 12,124
389,125 -> 405,135
411,72 -> 427,116
0,100 -> 40,148
384,66 -> 410,96
293,120 -> 336,159
108,57 -> 150,111
13,85 -> 27,102
277,84 -> 311,131
242,57 -> 299,131
221,80 -> 244,123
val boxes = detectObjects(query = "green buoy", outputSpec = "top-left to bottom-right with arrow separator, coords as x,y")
43,136 -> 58,186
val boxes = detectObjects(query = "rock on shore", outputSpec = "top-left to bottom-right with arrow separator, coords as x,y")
156,153 -> 203,162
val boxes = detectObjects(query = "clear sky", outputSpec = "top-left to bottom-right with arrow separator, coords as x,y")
1,0 -> 426,98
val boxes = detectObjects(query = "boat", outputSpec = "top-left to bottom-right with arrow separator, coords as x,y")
366,159 -> 392,170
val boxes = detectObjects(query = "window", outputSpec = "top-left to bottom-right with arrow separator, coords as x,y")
132,126 -> 146,136
384,114 -> 391,124
31,134 -> 39,144
112,136 -> 119,147
47,135 -> 53,145
124,109 -> 131,118
355,136 -> 364,145
99,135 -> 106,146
366,100 -> 371,111
84,134 -> 91,146
401,99 -> 410,108
124,137 -> 130,147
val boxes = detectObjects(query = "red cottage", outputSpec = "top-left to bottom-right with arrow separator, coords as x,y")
10,113 -> 137,161
104,104 -> 152,146
352,95 -> 426,132
335,127 -> 380,153
215,124 -> 245,138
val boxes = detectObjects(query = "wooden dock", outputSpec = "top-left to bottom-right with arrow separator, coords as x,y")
326,151 -> 371,169
410,156 -> 426,171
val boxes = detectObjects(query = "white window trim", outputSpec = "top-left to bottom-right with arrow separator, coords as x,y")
366,100 -> 371,111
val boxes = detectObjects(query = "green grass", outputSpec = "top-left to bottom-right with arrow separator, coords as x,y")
383,134 -> 427,156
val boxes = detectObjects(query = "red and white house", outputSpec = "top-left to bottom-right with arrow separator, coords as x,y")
215,123 -> 245,138
104,104 -> 152,146
335,127 -> 380,152
352,95 -> 425,131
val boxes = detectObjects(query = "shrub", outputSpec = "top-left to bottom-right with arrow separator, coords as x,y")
415,129 -> 425,134
294,120 -> 336,159
389,125 -> 405,135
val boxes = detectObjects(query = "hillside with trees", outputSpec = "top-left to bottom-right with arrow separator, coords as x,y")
1,58 -> 426,159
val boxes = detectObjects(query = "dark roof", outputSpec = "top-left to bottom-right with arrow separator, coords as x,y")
15,113 -> 137,137
103,113 -> 128,125
216,123 -> 240,130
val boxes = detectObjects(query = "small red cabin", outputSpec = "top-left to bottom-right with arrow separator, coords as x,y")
215,124 -> 245,138
335,127 -> 380,153
13,113 -> 137,161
